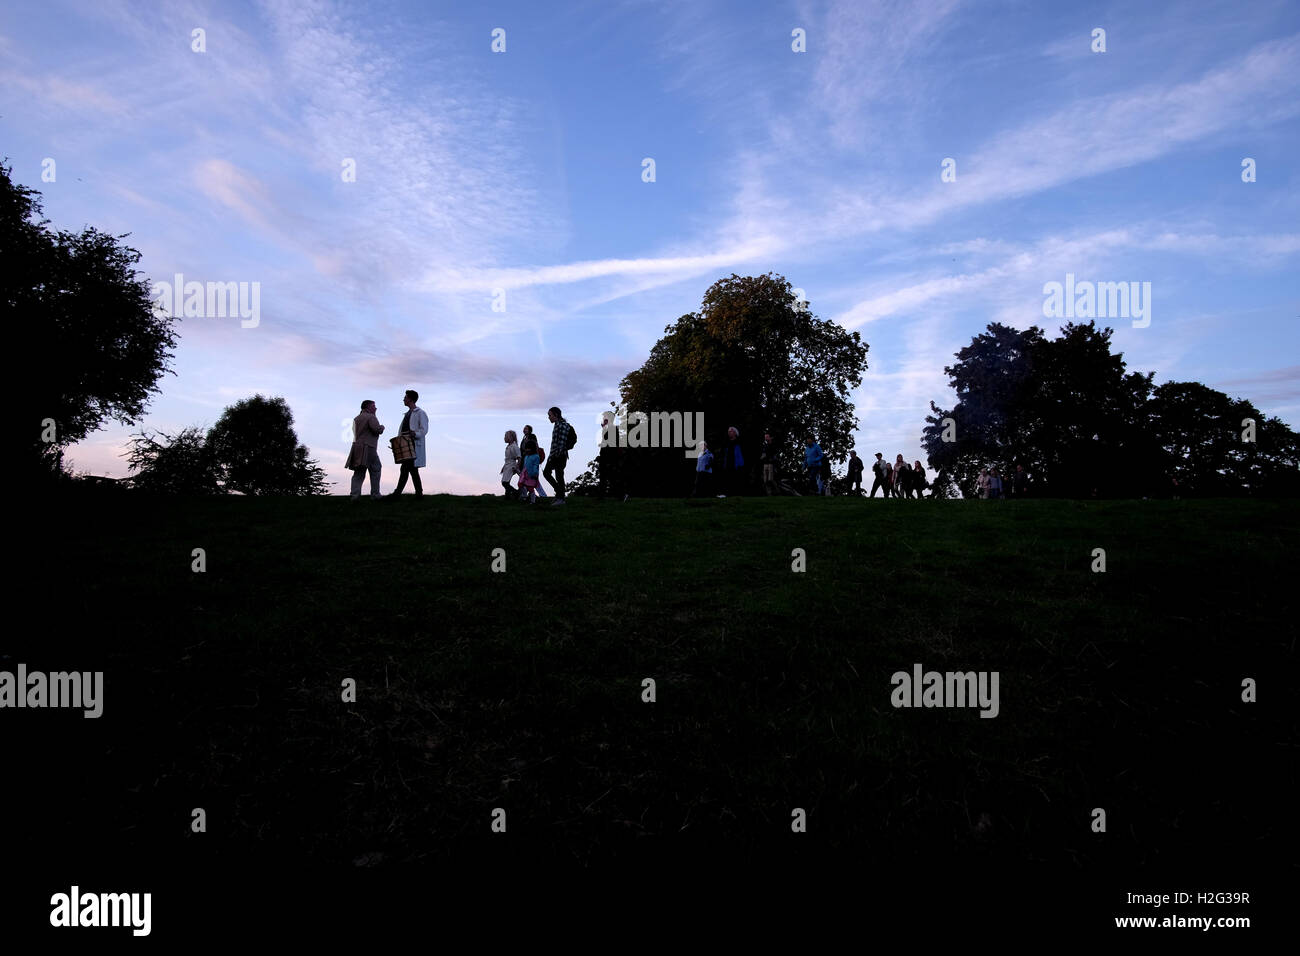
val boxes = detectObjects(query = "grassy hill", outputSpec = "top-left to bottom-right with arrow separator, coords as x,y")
15,493 -> 1295,885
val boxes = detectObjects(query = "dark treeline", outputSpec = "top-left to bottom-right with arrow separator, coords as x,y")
574,285 -> 1297,500
921,322 -> 1299,499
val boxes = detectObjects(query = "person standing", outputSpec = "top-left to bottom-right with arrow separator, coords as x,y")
597,413 -> 627,501
1013,464 -> 1029,498
501,429 -> 521,498
869,453 -> 890,498
990,466 -> 1004,500
388,389 -> 427,497
846,451 -> 864,495
978,467 -> 992,499
760,433 -> 779,495
691,441 -> 714,497
544,406 -> 575,505
346,399 -> 384,500
892,455 -> 907,498
804,437 -> 826,495
718,426 -> 744,497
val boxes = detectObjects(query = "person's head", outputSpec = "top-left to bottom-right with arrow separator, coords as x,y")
896,453 -> 904,462
1016,464 -> 1024,472
523,425 -> 533,436
504,429 -> 517,444
548,406 -> 562,422
804,436 -> 814,446
728,426 -> 739,440
914,460 -> 922,470
699,440 -> 709,452
850,450 -> 859,458
361,400 -> 375,413
875,452 -> 882,460
981,467 -> 988,475
764,432 -> 772,442
404,389 -> 418,407
992,466 -> 1000,475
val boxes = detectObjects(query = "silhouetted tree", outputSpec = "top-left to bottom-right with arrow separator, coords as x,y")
125,427 -> 222,495
923,321 -> 1298,497
3,161 -> 178,485
617,273 -> 868,495
206,395 -> 329,495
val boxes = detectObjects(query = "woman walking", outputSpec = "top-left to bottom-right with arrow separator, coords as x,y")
501,430 -> 521,498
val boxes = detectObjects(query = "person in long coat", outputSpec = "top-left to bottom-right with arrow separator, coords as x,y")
390,389 -> 428,497
346,399 -> 384,499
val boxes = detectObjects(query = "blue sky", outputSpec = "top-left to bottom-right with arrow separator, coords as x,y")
5,0 -> 1298,493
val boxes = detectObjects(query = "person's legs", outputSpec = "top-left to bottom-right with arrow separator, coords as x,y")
351,466 -> 365,499
367,455 -> 382,497
410,464 -> 423,495
394,461 -> 409,493
544,456 -> 567,499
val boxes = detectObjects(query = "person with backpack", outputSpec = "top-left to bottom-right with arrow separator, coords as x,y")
846,451 -> 864,495
544,405 -> 576,505
804,437 -> 826,495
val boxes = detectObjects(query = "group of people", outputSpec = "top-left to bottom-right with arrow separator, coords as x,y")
862,453 -> 930,498
345,390 -> 429,499
978,465 -> 1029,499
691,426 -> 748,497
499,407 -> 577,506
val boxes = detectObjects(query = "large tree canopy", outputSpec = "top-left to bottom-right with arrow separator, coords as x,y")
613,273 -> 868,494
922,321 -> 1298,497
2,162 -> 178,482
204,395 -> 329,496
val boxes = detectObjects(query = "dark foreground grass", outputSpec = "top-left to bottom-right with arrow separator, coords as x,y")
13,493 -> 1296,893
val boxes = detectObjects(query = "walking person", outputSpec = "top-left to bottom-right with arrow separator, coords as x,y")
846,451 -> 864,495
1013,464 -> 1029,498
912,460 -> 929,498
760,433 -> 779,495
519,446 -> 542,503
520,425 -> 547,497
544,406 -> 576,505
346,399 -> 384,500
691,441 -> 714,497
990,466 -> 1004,500
892,455 -> 907,498
869,453 -> 891,498
501,430 -> 521,498
978,467 -> 992,499
804,437 -> 826,496
388,389 -> 427,497
718,426 -> 744,497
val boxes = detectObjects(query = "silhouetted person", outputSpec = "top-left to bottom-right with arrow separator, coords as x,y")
718,426 -> 744,497
346,399 -> 384,499
501,429 -> 521,498
760,433 -> 779,495
544,406 -> 575,505
870,453 -> 890,497
692,441 -> 714,497
847,451 -> 864,494
388,389 -> 426,497
1013,464 -> 1028,498
804,437 -> 826,495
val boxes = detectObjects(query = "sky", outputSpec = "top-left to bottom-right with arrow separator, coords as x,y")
4,0 -> 1298,494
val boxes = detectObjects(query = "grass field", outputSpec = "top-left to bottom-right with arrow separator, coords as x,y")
14,492 -> 1296,887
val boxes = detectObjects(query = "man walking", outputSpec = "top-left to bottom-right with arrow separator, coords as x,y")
718,426 -> 744,497
847,451 -> 864,495
388,389 -> 427,497
346,399 -> 384,499
544,405 -> 575,505
804,437 -> 826,496
869,452 -> 890,498
760,433 -> 779,495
